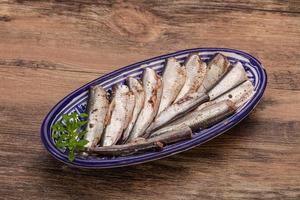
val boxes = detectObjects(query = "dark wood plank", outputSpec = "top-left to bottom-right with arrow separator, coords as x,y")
0,0 -> 299,199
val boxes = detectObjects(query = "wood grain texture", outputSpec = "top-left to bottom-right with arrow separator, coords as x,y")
0,0 -> 300,199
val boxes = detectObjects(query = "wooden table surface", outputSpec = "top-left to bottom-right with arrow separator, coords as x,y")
1,1 -> 300,199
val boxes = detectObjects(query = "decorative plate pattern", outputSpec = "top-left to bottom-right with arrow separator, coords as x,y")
41,48 -> 267,168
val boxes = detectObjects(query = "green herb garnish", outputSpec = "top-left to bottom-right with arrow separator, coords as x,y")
51,112 -> 89,161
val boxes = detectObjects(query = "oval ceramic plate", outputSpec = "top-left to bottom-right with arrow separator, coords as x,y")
41,48 -> 267,168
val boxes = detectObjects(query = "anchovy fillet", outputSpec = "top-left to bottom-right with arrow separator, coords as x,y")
146,92 -> 209,135
122,77 -> 145,143
197,80 -> 255,111
121,90 -> 135,140
157,58 -> 186,115
208,61 -> 248,100
85,85 -> 109,149
89,125 -> 192,156
198,53 -> 231,93
102,85 -> 134,146
175,53 -> 207,102
151,100 -> 236,137
128,68 -> 162,141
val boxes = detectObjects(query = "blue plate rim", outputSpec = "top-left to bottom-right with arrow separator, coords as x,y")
40,47 -> 267,168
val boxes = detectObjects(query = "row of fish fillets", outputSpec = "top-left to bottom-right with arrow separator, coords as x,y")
84,53 -> 255,149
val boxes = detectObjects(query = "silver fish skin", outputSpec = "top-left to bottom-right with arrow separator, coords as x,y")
149,123 -> 190,139
146,92 -> 209,135
128,68 -> 162,141
85,85 -> 109,149
198,53 -> 231,93
213,80 -> 255,108
102,84 -> 133,146
147,124 -> 192,144
157,57 -> 186,115
122,77 -> 145,143
151,100 -> 236,137
175,53 -> 207,102
197,80 -> 255,111
208,61 -> 248,100
121,90 -> 135,140
89,125 -> 192,156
